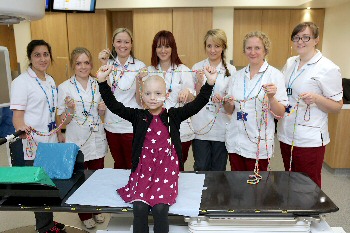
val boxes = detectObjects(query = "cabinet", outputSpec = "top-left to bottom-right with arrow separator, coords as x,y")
133,8 -> 212,67
0,25 -> 18,72
173,8 -> 212,68
324,108 -> 350,169
133,9 -> 173,66
233,9 -> 325,68
31,10 -> 111,86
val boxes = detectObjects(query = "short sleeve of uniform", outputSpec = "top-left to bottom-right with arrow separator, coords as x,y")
57,83 -> 68,115
272,69 -> 288,107
317,66 -> 343,101
10,77 -> 28,111
226,69 -> 239,98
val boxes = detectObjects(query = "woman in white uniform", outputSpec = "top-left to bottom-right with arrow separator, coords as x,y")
191,29 -> 236,171
57,47 -> 107,228
10,40 -> 66,233
140,30 -> 195,170
224,31 -> 287,172
277,22 -> 343,187
98,28 -> 146,169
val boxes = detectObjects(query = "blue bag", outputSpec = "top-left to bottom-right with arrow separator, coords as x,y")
34,143 -> 80,179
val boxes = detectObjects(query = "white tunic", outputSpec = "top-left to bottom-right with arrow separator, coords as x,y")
148,64 -> 195,142
57,76 -> 107,161
225,61 -> 288,159
277,51 -> 343,147
191,58 -> 236,142
10,67 -> 58,160
104,56 -> 146,133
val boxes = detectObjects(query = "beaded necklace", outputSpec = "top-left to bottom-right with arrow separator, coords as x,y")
188,61 -> 228,135
111,58 -> 135,92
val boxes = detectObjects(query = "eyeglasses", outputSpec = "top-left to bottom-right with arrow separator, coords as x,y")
292,35 -> 314,42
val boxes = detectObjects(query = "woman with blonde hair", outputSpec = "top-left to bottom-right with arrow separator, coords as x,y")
224,31 -> 287,173
98,28 -> 146,169
58,47 -> 107,228
191,29 -> 236,171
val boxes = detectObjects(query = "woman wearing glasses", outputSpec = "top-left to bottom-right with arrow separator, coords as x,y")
277,22 -> 343,187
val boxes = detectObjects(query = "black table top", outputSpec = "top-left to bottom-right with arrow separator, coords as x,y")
0,170 -> 339,217
200,171 -> 338,217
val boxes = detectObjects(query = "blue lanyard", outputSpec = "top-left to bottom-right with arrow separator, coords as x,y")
287,63 -> 305,88
73,77 -> 95,116
35,77 -> 56,120
244,65 -> 268,100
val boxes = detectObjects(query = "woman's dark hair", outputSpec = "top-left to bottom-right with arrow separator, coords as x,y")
291,22 -> 319,41
26,40 -> 53,66
151,30 -> 182,68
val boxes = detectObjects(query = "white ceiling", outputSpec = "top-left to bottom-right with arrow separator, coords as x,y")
96,0 -> 350,10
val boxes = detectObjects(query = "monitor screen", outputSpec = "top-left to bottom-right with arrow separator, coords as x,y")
52,0 -> 96,13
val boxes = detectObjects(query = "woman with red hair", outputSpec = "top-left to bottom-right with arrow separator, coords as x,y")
137,30 -> 195,171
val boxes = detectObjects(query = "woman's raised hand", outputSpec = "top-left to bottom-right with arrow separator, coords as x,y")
203,66 -> 218,86
98,49 -> 111,65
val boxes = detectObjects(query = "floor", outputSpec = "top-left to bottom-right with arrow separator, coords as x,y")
0,139 -> 349,233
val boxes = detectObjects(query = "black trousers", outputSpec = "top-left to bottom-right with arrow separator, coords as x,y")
133,201 -> 169,233
10,139 -> 55,233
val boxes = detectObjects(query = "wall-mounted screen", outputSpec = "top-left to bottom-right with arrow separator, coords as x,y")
52,0 -> 96,13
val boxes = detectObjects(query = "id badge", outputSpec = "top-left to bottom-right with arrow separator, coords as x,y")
286,88 -> 292,96
237,111 -> 248,121
48,121 -> 57,131
206,103 -> 216,112
89,123 -> 99,132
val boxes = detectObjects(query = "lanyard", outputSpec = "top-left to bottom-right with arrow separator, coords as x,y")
287,63 -> 305,88
73,77 -> 96,117
244,65 -> 269,100
35,77 -> 56,121
287,56 -> 323,89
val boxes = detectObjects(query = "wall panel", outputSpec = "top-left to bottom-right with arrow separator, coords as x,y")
233,10 -> 262,67
173,8 -> 212,68
67,10 -> 109,76
261,10 -> 291,68
133,9 -> 172,66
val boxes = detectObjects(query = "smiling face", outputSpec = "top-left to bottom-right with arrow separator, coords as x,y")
156,39 -> 172,63
244,36 -> 266,67
205,36 -> 223,63
74,53 -> 92,79
142,76 -> 166,115
30,45 -> 51,75
112,31 -> 132,59
292,26 -> 319,57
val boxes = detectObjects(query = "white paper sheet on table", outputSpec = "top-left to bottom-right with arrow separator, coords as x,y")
66,168 -> 205,217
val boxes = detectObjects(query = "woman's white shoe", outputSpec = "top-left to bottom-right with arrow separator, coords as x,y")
83,218 -> 96,229
94,213 -> 105,223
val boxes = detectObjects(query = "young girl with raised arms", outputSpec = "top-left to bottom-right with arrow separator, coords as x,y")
97,64 -> 217,233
